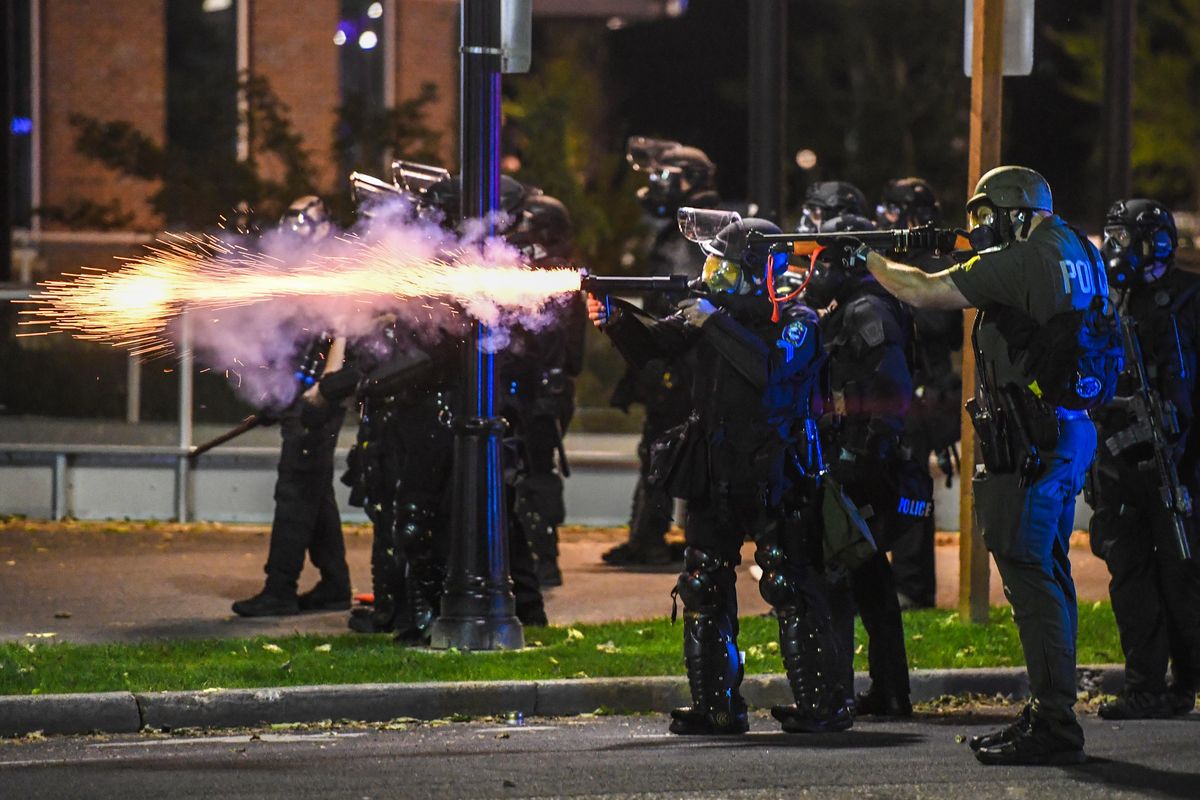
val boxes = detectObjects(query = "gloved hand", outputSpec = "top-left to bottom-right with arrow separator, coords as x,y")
678,297 -> 718,327
830,447 -> 870,486
586,294 -> 613,329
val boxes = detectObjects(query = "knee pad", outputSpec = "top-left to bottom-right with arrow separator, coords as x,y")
755,542 -> 801,610
394,501 -> 437,549
676,547 -> 732,612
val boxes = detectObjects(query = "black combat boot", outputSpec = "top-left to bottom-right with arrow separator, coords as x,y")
393,502 -> 443,644
669,612 -> 749,736
1098,690 -> 1175,720
349,524 -> 404,634
771,611 -> 853,733
1168,682 -> 1197,716
973,711 -> 1085,766
968,703 -> 1031,751
232,587 -> 299,617
854,686 -> 913,718
298,581 -> 351,612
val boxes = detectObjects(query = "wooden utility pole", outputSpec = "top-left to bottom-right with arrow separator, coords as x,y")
959,0 -> 1005,623
1102,0 -> 1135,204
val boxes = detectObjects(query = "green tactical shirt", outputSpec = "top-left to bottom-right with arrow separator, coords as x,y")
948,214 -> 1108,392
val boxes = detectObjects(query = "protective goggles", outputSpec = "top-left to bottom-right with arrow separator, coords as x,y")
876,203 -> 903,224
1103,225 -> 1133,250
800,204 -> 825,227
967,203 -> 998,230
702,254 -> 744,294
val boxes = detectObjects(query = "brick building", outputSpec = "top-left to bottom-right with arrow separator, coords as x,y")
9,0 -> 681,235
18,0 -> 460,232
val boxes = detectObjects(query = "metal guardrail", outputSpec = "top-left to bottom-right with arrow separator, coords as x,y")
0,442 -> 639,522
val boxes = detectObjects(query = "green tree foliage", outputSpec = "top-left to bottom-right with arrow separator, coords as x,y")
335,81 -> 444,177
504,55 -> 645,272
51,75 -> 443,231
1051,0 -> 1200,208
56,74 -> 317,229
785,1 -> 971,218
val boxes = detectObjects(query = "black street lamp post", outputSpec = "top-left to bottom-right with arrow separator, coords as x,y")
429,0 -> 524,651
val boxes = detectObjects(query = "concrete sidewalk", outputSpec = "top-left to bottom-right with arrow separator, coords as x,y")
0,666 -> 1128,737
0,522 -> 1112,644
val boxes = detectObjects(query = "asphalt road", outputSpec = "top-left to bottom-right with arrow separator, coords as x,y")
0,710 -> 1196,799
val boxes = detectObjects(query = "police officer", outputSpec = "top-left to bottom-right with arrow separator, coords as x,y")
803,213 -> 916,719
797,181 -> 869,233
863,166 -> 1107,765
878,178 -> 963,610
233,196 -> 352,617
503,191 -> 586,589
1090,198 -> 1200,719
588,217 -> 851,736
603,139 -> 720,567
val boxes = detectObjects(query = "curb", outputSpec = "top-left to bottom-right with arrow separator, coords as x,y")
0,665 -> 1125,738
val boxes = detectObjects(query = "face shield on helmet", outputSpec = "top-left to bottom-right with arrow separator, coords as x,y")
281,195 -> 331,242
678,207 -> 741,244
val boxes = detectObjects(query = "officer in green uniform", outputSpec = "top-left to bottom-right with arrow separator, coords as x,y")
852,166 -> 1107,766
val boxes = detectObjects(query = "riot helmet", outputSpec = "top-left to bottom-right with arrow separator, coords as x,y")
627,136 -> 718,218
800,214 -> 877,308
424,174 -> 528,233
1103,198 -> 1177,287
798,181 -> 868,233
877,177 -> 941,228
281,195 -> 331,241
699,217 -> 782,295
965,165 -> 1052,250
507,190 -> 574,263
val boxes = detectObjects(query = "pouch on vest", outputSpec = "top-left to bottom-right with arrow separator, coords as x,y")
821,477 -> 878,570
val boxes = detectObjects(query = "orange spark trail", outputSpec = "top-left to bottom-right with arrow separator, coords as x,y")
19,232 -> 583,355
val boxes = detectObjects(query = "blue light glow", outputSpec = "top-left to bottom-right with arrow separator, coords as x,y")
11,117 -> 33,136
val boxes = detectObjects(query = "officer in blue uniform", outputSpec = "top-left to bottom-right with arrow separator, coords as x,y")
860,166 -> 1110,766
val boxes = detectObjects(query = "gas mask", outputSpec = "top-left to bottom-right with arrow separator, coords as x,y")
1104,225 -> 1174,287
801,245 -> 854,309
965,202 -> 1029,251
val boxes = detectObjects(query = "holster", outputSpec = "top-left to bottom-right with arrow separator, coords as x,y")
647,413 -> 708,500
966,395 -> 1015,475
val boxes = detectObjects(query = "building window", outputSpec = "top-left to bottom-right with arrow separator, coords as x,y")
336,0 -> 387,175
165,0 -> 239,223
9,0 -> 34,228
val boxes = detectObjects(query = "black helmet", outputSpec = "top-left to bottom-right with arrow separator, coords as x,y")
700,217 -> 782,294
507,190 -> 573,263
800,215 -> 874,308
628,136 -> 718,218
877,178 -> 941,228
281,195 -> 331,241
424,174 -> 528,232
1103,198 -> 1177,288
798,181 -> 868,233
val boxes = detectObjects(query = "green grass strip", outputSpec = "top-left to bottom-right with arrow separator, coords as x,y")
0,602 -> 1122,696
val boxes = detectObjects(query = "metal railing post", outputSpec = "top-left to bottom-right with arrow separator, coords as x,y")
126,354 -> 142,424
176,312 -> 193,522
51,453 -> 68,520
